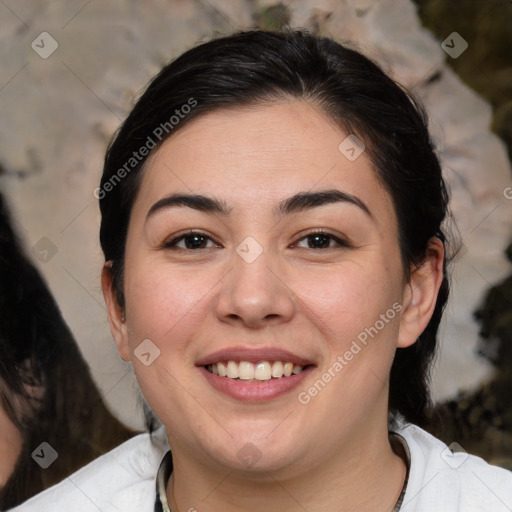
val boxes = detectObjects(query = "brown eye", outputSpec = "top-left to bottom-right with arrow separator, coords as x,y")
294,231 -> 351,250
164,232 -> 219,250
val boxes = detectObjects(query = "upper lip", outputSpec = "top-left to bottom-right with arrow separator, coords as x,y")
196,347 -> 316,367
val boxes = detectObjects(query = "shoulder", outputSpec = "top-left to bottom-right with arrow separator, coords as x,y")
8,427 -> 169,512
394,423 -> 512,512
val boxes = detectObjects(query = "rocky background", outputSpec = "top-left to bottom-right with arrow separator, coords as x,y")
0,0 -> 511,463
413,0 -> 512,468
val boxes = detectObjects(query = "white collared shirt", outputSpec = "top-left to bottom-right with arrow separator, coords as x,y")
8,423 -> 512,511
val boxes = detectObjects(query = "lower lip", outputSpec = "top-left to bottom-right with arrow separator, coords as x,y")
198,366 -> 314,402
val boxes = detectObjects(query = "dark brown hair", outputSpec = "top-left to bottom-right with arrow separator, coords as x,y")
0,194 -> 134,509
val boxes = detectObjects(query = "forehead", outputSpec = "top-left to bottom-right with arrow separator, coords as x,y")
135,100 -> 395,224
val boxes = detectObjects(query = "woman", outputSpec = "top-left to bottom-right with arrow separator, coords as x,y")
0,193 -> 134,509
10,29 -> 512,511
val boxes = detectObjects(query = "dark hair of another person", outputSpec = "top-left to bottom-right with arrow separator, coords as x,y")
99,29 -> 450,429
0,194 -> 134,509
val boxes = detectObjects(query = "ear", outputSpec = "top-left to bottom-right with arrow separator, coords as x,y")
101,263 -> 131,361
398,238 -> 445,348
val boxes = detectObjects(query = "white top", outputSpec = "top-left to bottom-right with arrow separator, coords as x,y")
9,424 -> 512,512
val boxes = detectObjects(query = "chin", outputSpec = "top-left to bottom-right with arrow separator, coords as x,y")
196,427 -> 307,475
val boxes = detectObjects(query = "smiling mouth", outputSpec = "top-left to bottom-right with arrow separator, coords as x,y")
205,360 -> 310,381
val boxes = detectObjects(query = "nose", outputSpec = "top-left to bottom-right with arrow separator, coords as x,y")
214,243 -> 296,329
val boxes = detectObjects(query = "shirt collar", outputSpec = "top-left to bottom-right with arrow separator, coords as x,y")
390,432 -> 411,511
154,450 -> 173,512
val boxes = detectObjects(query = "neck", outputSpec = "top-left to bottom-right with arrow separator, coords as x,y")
166,422 -> 407,512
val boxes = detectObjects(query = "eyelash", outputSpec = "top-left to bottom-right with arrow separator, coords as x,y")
162,229 -> 351,251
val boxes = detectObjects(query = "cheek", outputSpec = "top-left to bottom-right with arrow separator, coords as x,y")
122,260 -> 217,427
295,261 -> 401,344
294,266 -> 402,417
123,258 -> 219,355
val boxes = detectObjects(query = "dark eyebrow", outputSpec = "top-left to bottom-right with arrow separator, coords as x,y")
146,194 -> 232,219
273,189 -> 372,219
146,189 -> 372,221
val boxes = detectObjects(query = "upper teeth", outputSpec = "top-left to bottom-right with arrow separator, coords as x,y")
207,361 -> 305,381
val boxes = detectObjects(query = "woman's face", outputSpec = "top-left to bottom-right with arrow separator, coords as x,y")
106,100 -> 423,474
